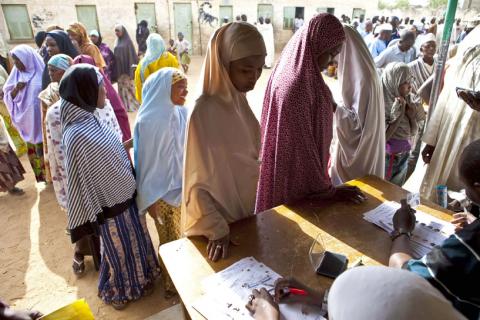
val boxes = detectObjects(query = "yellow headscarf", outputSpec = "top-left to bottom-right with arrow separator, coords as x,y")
67,22 -> 91,47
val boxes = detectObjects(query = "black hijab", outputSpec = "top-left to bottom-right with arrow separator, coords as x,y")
113,25 -> 138,81
59,64 -> 99,113
35,31 -> 46,48
42,30 -> 79,89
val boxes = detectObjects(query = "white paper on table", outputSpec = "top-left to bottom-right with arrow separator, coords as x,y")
193,257 -> 326,320
363,201 -> 455,258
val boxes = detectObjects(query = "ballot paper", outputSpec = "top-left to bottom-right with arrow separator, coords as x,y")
363,201 -> 455,258
192,257 -> 326,320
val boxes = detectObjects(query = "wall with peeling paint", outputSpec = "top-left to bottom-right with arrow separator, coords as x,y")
1,0 -> 380,55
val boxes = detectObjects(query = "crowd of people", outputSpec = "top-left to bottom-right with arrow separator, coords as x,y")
0,10 -> 479,319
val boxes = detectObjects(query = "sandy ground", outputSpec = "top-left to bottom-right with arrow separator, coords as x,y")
0,55 -> 283,319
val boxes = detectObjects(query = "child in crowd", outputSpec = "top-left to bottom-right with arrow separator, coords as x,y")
382,62 -> 425,186
167,39 -> 177,56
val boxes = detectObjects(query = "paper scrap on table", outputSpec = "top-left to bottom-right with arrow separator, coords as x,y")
363,201 -> 455,258
192,257 -> 326,320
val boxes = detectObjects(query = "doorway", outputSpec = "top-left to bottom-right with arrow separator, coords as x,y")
135,3 -> 158,33
219,5 -> 233,23
173,3 -> 193,52
258,4 -> 273,22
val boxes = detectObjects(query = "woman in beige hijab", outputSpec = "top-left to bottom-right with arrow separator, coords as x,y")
331,25 -> 385,185
181,22 -> 266,262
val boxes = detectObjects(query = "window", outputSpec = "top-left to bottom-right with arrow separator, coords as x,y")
219,5 -> 233,23
284,6 -> 304,30
76,5 -> 99,33
283,7 -> 295,29
352,8 -> 366,21
1,4 -> 33,40
135,3 -> 157,32
258,4 -> 273,22
317,7 -> 335,15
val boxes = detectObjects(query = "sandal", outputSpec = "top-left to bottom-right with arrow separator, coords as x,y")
111,301 -> 128,311
8,187 -> 25,195
142,282 -> 155,297
164,289 -> 177,299
72,255 -> 85,277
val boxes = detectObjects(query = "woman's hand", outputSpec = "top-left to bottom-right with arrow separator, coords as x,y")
245,288 -> 280,320
396,96 -> 406,106
15,82 -> 26,91
405,103 -> 416,120
274,277 -> 324,305
452,212 -> 478,231
207,234 -> 230,262
421,144 -> 436,164
333,185 -> 367,204
458,90 -> 480,112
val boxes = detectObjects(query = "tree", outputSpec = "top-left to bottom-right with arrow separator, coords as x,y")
378,0 -> 389,9
394,0 -> 410,9
429,0 -> 448,9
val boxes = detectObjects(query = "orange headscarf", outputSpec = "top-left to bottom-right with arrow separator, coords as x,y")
67,22 -> 106,69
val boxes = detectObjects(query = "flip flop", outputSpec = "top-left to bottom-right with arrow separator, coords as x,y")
142,282 -> 155,297
111,301 -> 128,311
8,187 -> 25,195
72,256 -> 85,277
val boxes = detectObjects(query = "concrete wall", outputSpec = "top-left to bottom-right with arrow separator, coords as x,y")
1,0 -> 381,55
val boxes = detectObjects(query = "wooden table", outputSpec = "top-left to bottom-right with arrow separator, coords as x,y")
159,175 -> 452,320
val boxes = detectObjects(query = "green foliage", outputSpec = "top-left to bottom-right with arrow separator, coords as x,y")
429,0 -> 448,9
378,0 -> 410,10
378,0 -> 388,9
395,0 -> 410,9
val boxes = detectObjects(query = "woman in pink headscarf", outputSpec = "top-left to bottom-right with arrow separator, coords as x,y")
255,14 -> 366,213
72,55 -> 132,141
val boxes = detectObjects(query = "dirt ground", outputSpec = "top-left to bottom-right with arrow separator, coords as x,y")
0,56 -> 281,319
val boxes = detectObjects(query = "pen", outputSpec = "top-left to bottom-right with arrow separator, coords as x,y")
274,287 -> 308,296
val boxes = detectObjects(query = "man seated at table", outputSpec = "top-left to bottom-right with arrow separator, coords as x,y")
246,139 -> 480,320
390,138 -> 480,320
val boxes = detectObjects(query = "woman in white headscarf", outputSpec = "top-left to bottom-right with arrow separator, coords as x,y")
421,26 -> 480,201
134,67 -> 188,298
245,266 -> 466,320
331,25 -> 385,185
181,22 -> 266,262
328,266 -> 466,320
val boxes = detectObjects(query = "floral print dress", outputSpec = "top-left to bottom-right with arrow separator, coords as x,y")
45,99 -> 122,210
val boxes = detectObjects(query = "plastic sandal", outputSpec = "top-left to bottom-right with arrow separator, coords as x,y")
8,187 -> 25,195
111,301 -> 128,311
72,256 -> 85,277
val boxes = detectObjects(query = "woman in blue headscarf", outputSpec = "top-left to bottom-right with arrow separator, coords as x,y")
134,67 -> 187,298
38,54 -> 72,182
134,34 -> 179,103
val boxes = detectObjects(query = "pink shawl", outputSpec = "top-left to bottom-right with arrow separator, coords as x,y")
255,14 -> 345,213
72,55 -> 132,141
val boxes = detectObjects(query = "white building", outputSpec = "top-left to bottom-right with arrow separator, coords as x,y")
0,0 -> 379,54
